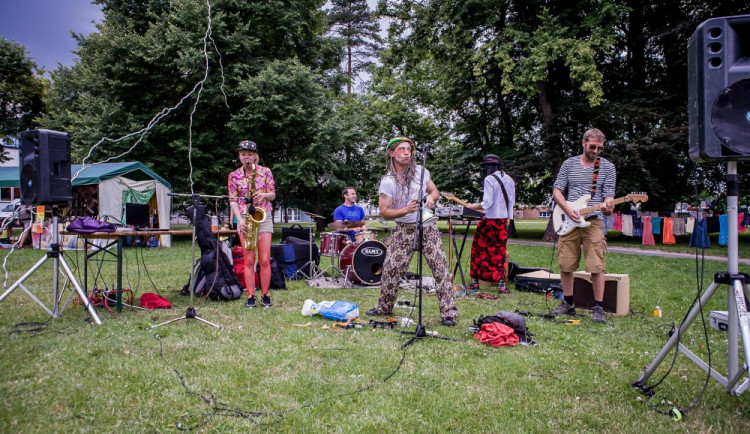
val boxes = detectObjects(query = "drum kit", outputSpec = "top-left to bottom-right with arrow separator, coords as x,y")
312,218 -> 394,286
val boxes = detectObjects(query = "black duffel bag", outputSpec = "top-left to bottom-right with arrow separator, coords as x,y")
271,240 -> 320,279
281,224 -> 312,243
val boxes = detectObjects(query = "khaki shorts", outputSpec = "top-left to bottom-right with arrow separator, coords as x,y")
257,216 -> 274,234
557,219 -> 607,273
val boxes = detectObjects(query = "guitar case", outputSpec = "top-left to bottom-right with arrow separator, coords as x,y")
514,270 -> 561,294
507,262 -> 552,282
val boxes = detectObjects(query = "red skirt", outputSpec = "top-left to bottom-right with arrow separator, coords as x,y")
470,217 -> 508,283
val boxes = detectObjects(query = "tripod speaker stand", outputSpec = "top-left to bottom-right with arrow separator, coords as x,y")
0,210 -> 101,325
632,162 -> 750,396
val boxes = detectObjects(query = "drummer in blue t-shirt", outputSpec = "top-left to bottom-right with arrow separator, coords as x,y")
333,187 -> 367,241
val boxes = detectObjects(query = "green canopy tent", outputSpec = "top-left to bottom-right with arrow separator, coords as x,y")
0,162 -> 173,247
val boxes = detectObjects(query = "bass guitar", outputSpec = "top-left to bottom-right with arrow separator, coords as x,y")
552,192 -> 648,235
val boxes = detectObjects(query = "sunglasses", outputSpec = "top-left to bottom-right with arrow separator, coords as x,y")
587,144 -> 604,151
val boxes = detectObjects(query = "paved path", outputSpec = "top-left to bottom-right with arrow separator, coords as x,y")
448,235 -> 750,265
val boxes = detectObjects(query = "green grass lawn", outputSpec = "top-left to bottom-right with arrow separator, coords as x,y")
1,225 -> 750,432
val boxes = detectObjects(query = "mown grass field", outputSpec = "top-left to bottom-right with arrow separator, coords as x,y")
1,221 -> 749,432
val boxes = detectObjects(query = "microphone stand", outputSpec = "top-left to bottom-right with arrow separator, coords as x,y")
151,192 -> 222,329
401,144 -> 451,347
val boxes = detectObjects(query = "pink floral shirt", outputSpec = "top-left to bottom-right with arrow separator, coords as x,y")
228,165 -> 275,213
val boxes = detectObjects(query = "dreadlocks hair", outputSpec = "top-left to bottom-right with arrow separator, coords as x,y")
385,137 -> 418,203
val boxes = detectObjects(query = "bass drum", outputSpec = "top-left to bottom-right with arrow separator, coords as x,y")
339,240 -> 387,285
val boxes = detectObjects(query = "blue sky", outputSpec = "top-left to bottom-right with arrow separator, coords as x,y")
0,0 -> 103,71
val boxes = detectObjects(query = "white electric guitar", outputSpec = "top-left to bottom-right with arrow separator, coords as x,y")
552,192 -> 648,236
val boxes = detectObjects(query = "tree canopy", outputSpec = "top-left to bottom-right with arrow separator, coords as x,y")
0,38 -> 47,158
372,0 -> 750,209
41,0 -> 350,216
23,0 -> 750,214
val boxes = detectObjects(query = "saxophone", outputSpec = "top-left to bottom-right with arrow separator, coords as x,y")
243,164 -> 267,251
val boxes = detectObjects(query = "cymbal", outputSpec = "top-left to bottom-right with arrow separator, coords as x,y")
300,210 -> 325,219
327,220 -> 365,231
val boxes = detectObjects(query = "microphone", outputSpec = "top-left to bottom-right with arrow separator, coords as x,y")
416,144 -> 433,159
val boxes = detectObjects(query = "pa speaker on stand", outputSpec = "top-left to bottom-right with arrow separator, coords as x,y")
18,129 -> 73,205
688,15 -> 750,162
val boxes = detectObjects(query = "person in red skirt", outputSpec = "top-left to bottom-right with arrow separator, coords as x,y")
465,154 -> 515,294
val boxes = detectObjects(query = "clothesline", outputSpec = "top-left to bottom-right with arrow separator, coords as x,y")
606,211 -> 748,247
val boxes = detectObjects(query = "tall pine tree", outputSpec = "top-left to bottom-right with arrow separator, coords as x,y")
328,0 -> 383,94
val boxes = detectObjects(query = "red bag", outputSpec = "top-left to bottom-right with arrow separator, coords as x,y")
473,322 -> 519,347
139,292 -> 172,309
232,245 -> 246,288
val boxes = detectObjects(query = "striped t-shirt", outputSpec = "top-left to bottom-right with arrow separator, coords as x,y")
553,156 -> 616,219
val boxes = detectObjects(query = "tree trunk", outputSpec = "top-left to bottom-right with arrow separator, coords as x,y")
347,35 -> 352,95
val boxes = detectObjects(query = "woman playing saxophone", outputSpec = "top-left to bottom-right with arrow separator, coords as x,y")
228,140 -> 276,309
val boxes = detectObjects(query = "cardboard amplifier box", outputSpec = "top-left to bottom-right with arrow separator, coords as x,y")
572,272 -> 630,316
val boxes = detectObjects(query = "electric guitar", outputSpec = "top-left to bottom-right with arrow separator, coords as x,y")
440,192 -> 476,209
553,192 -> 648,235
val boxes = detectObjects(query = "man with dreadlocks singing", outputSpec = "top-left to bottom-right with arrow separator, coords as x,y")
365,136 -> 458,326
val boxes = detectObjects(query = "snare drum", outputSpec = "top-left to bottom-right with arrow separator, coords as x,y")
355,230 -> 376,243
339,240 -> 387,285
320,232 -> 348,256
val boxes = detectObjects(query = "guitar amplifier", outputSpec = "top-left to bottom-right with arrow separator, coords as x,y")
572,272 -> 630,316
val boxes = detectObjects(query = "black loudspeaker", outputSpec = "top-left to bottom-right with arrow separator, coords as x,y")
688,15 -> 750,162
18,129 -> 73,205
125,203 -> 150,228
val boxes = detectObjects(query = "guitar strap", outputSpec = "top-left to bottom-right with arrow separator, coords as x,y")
492,173 -> 512,218
590,157 -> 601,196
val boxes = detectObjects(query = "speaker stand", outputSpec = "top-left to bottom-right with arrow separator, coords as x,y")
632,162 -> 750,396
0,213 -> 101,325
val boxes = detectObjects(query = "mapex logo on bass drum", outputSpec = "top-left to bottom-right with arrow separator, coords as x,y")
362,247 -> 383,256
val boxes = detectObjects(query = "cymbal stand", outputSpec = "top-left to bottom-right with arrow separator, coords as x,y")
0,208 -> 101,325
312,244 -> 348,282
295,210 -> 322,280
152,193 -> 222,330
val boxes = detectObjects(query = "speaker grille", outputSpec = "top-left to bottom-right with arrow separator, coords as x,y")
20,164 -> 38,205
688,14 -> 750,162
712,78 -> 750,155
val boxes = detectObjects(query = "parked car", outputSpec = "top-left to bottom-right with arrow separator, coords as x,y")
0,199 -> 21,226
